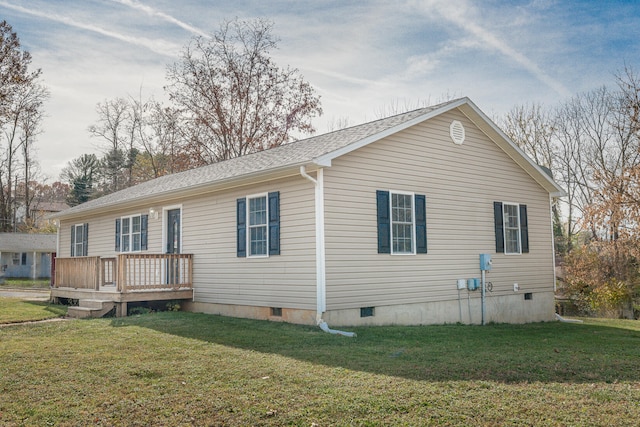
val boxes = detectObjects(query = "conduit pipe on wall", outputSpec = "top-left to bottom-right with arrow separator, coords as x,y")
300,165 -> 356,338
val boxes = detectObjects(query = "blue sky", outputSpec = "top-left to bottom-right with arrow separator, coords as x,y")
1,0 -> 639,179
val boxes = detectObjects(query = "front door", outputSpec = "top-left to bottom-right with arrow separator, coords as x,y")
166,209 -> 181,284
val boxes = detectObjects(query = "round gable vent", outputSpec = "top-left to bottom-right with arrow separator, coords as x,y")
450,120 -> 465,145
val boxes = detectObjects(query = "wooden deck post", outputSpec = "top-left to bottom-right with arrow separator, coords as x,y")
116,302 -> 127,317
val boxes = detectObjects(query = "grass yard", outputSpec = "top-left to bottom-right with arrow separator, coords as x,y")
0,297 -> 66,324
0,278 -> 51,289
0,312 -> 639,426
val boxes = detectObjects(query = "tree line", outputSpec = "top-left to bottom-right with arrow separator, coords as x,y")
0,20 -> 49,232
498,67 -> 640,318
62,18 -> 322,205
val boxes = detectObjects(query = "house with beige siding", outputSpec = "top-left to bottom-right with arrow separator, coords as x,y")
50,98 -> 564,326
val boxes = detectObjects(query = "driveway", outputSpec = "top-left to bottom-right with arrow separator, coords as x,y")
0,288 -> 50,301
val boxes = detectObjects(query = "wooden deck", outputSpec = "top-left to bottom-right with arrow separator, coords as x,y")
51,254 -> 193,317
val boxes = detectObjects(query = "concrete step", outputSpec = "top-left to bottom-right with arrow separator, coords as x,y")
79,299 -> 113,309
67,300 -> 115,319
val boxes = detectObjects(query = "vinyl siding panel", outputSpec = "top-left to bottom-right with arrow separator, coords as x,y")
184,176 -> 316,308
322,109 -> 554,310
59,175 -> 317,310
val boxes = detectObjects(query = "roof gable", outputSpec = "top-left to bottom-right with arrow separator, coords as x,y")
53,97 -> 564,220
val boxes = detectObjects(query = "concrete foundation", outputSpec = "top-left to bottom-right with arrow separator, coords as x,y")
184,291 -> 556,327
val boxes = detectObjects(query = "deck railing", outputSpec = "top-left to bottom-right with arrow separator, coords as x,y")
117,253 -> 193,292
53,256 -> 100,290
53,254 -> 193,292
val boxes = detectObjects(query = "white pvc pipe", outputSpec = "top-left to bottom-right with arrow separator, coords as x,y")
555,313 -> 583,323
318,321 -> 357,337
300,166 -> 356,338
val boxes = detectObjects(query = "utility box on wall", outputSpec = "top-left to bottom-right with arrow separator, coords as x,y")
480,253 -> 492,271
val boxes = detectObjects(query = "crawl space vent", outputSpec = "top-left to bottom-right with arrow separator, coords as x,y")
449,120 -> 465,145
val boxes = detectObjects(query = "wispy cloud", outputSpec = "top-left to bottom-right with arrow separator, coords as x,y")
110,0 -> 210,38
0,1 -> 181,57
420,0 -> 572,97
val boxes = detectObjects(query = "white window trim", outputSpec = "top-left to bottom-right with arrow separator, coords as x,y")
72,223 -> 85,257
502,202 -> 522,255
389,190 -> 416,256
120,214 -> 143,253
247,192 -> 269,258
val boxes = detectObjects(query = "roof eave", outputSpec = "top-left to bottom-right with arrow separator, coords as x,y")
51,161 -> 320,222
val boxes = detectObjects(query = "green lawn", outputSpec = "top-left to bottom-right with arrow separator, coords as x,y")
1,311 -> 639,426
0,278 -> 50,289
0,297 -> 66,324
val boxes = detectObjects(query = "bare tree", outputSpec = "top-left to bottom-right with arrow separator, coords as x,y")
165,18 -> 322,164
18,83 -> 49,227
0,21 -> 45,231
498,103 -> 569,253
88,97 -> 139,192
499,103 -> 556,169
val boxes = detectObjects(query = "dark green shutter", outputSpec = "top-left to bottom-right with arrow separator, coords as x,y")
519,204 -> 529,253
115,219 -> 121,252
415,194 -> 427,253
268,192 -> 280,255
237,198 -> 247,257
141,215 -> 148,251
70,225 -> 76,256
377,190 -> 391,254
494,202 -> 504,253
82,223 -> 89,256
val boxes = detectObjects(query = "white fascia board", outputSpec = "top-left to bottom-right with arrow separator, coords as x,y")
313,98 -> 470,167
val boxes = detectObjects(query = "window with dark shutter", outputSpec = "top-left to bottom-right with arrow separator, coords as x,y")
494,202 -> 504,253
415,194 -> 427,254
115,218 -> 121,252
268,192 -> 280,255
238,193 -> 280,258
71,223 -> 88,257
82,223 -> 88,256
494,202 -> 528,255
237,198 -> 247,257
377,191 -> 426,255
141,214 -> 148,251
519,205 -> 529,253
376,190 -> 391,254
117,214 -> 148,252
70,225 -> 76,256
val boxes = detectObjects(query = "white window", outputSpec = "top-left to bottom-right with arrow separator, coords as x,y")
503,203 -> 521,254
121,215 -> 142,252
71,223 -> 87,257
248,195 -> 268,257
391,192 -> 415,254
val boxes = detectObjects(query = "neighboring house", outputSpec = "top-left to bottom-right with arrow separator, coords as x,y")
0,233 -> 56,279
50,98 -> 564,325
16,201 -> 70,229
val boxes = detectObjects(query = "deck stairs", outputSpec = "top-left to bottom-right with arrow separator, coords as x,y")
67,299 -> 116,319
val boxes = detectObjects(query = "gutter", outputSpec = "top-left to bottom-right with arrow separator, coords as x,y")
300,166 -> 356,338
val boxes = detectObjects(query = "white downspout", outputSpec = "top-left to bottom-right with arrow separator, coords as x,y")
300,166 -> 356,337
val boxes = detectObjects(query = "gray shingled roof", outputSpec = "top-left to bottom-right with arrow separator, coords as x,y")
0,233 -> 57,252
55,99 -> 460,218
